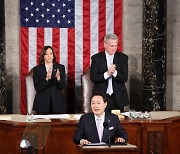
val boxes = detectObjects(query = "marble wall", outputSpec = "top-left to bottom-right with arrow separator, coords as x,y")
142,0 -> 166,111
5,0 -> 20,113
0,0 -> 6,114
3,0 -> 179,113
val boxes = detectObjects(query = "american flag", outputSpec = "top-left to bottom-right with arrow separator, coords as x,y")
20,0 -> 122,114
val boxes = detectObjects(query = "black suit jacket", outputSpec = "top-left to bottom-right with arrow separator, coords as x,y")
73,112 -> 128,144
90,51 -> 129,109
33,63 -> 66,114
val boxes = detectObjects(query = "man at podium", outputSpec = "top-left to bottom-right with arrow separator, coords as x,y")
73,91 -> 128,145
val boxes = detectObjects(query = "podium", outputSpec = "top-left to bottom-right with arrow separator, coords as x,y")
77,144 -> 138,154
20,123 -> 51,154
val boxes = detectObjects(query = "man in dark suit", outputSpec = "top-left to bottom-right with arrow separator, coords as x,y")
90,33 -> 129,112
73,91 -> 128,145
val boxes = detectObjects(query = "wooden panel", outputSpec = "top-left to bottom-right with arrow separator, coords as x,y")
44,124 -> 78,154
147,131 -> 164,154
169,119 -> 180,154
141,123 -> 170,154
0,125 -> 11,153
122,123 -> 141,154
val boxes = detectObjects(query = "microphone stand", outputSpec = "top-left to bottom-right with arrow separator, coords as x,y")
107,121 -> 111,147
103,121 -> 111,147
28,146 -> 35,154
108,133 -> 111,147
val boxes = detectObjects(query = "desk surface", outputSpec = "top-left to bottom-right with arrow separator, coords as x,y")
77,143 -> 138,154
80,143 -> 137,150
0,111 -> 179,123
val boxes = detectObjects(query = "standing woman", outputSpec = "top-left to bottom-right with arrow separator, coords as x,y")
32,46 -> 66,114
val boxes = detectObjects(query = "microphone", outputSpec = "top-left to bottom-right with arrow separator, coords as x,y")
103,121 -> 111,147
103,121 -> 109,128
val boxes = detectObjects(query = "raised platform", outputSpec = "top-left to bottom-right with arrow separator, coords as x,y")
0,111 -> 179,154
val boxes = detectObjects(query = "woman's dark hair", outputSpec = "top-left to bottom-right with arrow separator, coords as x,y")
39,46 -> 57,64
90,91 -> 107,103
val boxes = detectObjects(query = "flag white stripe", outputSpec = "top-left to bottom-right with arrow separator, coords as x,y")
106,0 -> 114,34
44,28 -> 52,46
60,28 -> 68,75
29,27 -> 37,70
75,0 -> 83,86
90,0 -> 99,60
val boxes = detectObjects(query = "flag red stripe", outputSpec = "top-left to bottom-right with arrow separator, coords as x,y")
52,28 -> 60,63
98,0 -> 106,52
20,27 -> 29,114
67,28 -> 75,113
37,28 -> 44,64
68,29 -> 75,80
83,0 -> 90,72
114,0 -> 122,52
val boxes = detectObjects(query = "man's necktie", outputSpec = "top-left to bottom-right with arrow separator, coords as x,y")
107,56 -> 113,95
97,118 -> 103,142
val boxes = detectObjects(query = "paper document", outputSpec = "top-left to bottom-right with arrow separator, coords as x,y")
0,115 -> 12,121
33,114 -> 70,120
84,142 -> 106,146
33,115 -> 46,119
121,112 -> 130,117
73,114 -> 83,120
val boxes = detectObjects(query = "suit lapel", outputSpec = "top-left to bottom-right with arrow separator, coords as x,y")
113,52 -> 118,65
40,64 -> 47,77
102,112 -> 110,142
52,64 -> 57,77
101,51 -> 108,70
89,113 -> 100,142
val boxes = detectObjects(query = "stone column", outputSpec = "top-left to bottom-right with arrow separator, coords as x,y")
142,0 -> 167,111
0,0 -> 6,114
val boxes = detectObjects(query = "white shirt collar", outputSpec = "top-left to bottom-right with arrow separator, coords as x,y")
94,112 -> 105,122
105,51 -> 114,59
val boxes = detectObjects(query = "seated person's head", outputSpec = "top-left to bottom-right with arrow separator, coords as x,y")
90,91 -> 107,117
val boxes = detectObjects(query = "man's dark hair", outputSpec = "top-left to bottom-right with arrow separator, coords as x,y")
90,91 -> 107,103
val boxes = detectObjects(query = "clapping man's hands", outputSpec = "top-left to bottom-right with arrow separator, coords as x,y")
107,64 -> 116,76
